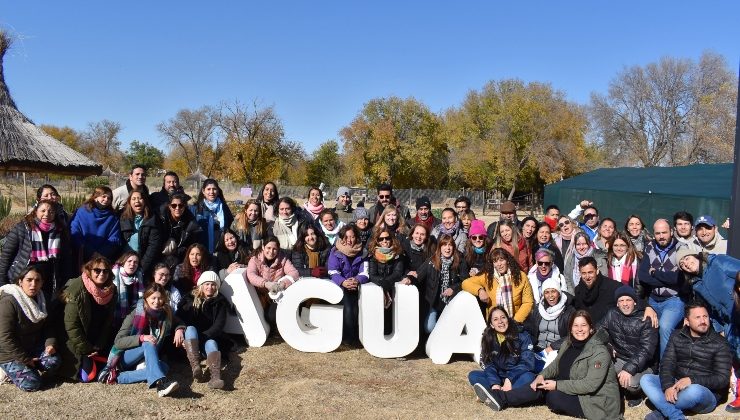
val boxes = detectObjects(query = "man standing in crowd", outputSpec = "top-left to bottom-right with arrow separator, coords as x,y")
640,303 -> 731,420
149,171 -> 185,215
692,215 -> 727,255
454,196 -> 471,216
486,200 -> 519,238
638,219 -> 687,357
599,285 -> 658,407
568,200 -> 600,241
409,196 -> 439,231
334,186 -> 354,225
573,257 -> 620,323
112,164 -> 150,211
672,211 -> 695,247
543,204 -> 560,231
367,183 -> 411,224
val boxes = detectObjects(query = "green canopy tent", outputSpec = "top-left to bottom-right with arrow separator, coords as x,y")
543,164 -> 732,235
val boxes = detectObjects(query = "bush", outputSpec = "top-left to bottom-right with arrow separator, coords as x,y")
0,193 -> 11,221
61,194 -> 88,212
83,176 -> 109,190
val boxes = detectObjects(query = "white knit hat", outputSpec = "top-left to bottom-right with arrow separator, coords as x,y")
541,277 -> 561,293
197,271 -> 221,289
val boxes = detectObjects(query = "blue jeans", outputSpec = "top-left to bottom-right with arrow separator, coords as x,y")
424,309 -> 439,334
0,349 -> 60,392
116,342 -> 168,387
648,296 -> 684,357
185,326 -> 218,354
640,374 -> 716,419
468,369 -> 536,390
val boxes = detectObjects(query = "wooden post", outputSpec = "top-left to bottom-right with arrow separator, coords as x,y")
23,172 -> 27,211
728,63 -> 740,258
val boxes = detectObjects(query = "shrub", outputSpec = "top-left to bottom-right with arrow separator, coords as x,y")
0,193 -> 11,221
83,176 -> 109,190
61,194 -> 88,212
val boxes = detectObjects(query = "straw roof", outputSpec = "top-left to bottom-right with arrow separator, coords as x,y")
0,31 -> 102,176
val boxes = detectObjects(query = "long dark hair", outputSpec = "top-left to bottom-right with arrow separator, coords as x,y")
181,243 -> 209,280
121,188 -> 152,220
407,223 -> 434,260
484,248 -> 522,289
215,228 -> 251,263
293,224 -> 329,254
196,179 -> 225,205
480,306 -> 521,365
465,233 -> 490,269
431,234 -> 460,272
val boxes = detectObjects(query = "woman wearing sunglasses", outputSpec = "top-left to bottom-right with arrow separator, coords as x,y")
464,220 -> 490,277
159,193 -> 201,270
368,229 -> 405,314
527,248 -> 571,302
57,255 -> 116,381
552,216 -> 581,260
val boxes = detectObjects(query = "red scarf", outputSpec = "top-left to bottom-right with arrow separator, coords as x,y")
608,256 -> 637,286
413,214 -> 437,231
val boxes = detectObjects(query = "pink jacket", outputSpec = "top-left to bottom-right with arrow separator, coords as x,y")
246,252 -> 299,288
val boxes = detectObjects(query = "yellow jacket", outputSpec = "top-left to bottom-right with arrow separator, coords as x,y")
461,271 -> 534,323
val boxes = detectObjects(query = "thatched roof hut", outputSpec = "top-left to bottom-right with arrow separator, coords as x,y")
0,31 -> 102,176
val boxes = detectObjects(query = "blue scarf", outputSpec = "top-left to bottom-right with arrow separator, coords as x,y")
127,215 -> 143,252
474,246 -> 486,255
203,198 -> 224,253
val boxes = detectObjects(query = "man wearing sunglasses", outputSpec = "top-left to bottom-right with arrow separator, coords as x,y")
567,199 -> 599,241
150,171 -> 186,216
367,183 -> 411,225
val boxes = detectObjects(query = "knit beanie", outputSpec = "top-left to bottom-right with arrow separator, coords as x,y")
541,277 -> 561,293
197,271 -> 221,289
415,196 -> 431,210
469,220 -> 487,237
353,206 -> 369,222
336,186 -> 351,199
614,285 -> 637,303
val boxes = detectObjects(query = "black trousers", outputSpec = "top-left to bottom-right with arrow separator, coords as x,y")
495,386 -> 585,418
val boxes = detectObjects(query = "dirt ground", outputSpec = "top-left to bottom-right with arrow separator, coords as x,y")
0,337 -> 731,419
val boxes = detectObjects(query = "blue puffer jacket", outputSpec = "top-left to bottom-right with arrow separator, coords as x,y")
479,331 -> 536,385
327,247 -> 368,287
692,254 -> 740,325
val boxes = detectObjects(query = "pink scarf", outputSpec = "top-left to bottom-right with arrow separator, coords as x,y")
82,272 -> 115,305
304,201 -> 325,219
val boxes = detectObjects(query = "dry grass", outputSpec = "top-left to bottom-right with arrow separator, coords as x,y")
0,337 -> 731,419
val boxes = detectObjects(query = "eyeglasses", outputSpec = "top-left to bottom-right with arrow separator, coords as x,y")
170,203 -> 186,209
378,194 -> 391,199
92,268 -> 111,275
470,235 -> 486,241
378,236 -> 391,242
558,220 -> 571,227
537,261 -> 553,267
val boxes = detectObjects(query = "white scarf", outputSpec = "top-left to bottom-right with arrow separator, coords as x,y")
0,284 -> 48,323
538,293 -> 567,321
611,254 -> 627,281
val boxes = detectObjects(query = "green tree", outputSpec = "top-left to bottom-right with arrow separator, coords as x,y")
445,80 -> 590,198
125,140 -> 165,170
305,140 -> 341,187
340,97 -> 448,188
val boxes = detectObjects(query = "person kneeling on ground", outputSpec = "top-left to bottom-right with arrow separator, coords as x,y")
474,310 -> 621,419
0,268 -> 61,391
179,271 -> 229,389
469,306 -> 536,396
598,285 -> 658,407
99,284 -> 185,397
640,302 -> 731,420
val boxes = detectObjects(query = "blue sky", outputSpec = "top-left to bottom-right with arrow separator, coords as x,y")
1,1 -> 738,154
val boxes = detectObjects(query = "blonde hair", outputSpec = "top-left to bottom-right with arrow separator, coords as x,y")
191,281 -> 219,310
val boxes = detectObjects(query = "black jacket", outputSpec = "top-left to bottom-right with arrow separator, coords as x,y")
401,238 -> 433,282
120,214 -> 162,277
599,306 -> 658,375
178,293 -> 232,352
368,256 -> 406,292
523,295 -> 576,352
416,255 -> 468,311
291,247 -> 331,278
573,274 -> 621,324
660,326 -> 731,399
0,221 -> 66,291
159,209 -> 202,268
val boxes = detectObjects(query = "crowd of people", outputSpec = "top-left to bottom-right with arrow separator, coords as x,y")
0,165 -> 738,420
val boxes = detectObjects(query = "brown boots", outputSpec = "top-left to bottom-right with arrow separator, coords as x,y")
184,339 -> 205,382
206,351 -> 224,389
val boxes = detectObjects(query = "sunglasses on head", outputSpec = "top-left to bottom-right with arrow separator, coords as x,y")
470,235 -> 486,241
92,268 -> 111,275
170,203 -> 186,209
537,261 -> 553,267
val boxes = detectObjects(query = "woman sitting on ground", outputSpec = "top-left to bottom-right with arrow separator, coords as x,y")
0,268 -> 61,391
291,224 -> 331,278
474,310 -> 620,419
57,255 -> 116,381
173,243 -> 211,297
463,248 -> 534,323
417,234 -> 468,333
99,283 -> 184,397
469,306 -> 536,396
110,251 -> 145,331
214,228 -> 250,280
523,278 -> 575,371
179,271 -> 229,390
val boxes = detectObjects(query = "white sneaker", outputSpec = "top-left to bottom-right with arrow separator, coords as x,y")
0,367 -> 9,384
156,380 -> 179,397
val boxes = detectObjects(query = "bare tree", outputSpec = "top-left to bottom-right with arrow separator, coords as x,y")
590,51 -> 737,167
219,100 -> 303,184
82,120 -> 124,170
156,106 -> 221,175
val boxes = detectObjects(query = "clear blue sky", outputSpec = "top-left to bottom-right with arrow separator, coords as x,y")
1,1 -> 738,154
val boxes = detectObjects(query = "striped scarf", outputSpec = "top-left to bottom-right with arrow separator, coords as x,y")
29,221 -> 60,262
494,269 -> 514,317
112,265 -> 145,324
105,300 -> 172,367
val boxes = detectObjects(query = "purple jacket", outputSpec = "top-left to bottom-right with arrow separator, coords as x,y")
327,247 -> 369,286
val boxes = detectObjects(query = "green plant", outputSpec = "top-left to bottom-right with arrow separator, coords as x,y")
83,176 -> 110,190
0,193 -> 11,221
61,194 -> 88,212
